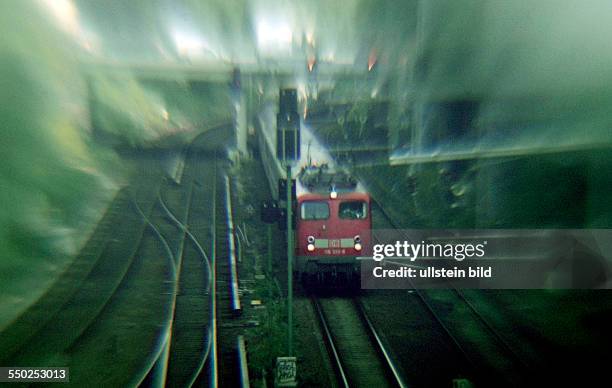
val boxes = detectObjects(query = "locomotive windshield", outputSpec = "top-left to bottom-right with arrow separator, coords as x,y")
301,201 -> 329,220
339,201 -> 368,219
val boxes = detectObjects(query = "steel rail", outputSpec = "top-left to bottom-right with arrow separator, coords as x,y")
452,289 -> 528,369
186,327 -> 213,388
130,199 -> 178,388
158,192 -> 212,293
369,200 -> 479,371
354,299 -> 408,388
370,199 -> 527,377
224,175 -> 242,313
237,335 -> 251,388
156,183 -> 194,387
311,297 -> 350,388
210,157 -> 219,388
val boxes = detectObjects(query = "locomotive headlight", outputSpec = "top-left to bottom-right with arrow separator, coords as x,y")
330,184 -> 338,199
307,235 -> 315,244
307,243 -> 315,252
354,235 -> 362,251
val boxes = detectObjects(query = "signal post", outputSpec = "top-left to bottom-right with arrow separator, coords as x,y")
275,88 -> 300,387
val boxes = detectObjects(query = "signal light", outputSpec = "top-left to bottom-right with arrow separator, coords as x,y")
354,243 -> 362,251
307,235 -> 315,244
307,243 -> 315,252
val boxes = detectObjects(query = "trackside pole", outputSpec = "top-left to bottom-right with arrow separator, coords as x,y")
275,88 -> 299,386
286,163 -> 294,356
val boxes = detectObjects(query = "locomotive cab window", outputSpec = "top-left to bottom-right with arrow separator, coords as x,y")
339,201 -> 367,219
301,201 -> 330,220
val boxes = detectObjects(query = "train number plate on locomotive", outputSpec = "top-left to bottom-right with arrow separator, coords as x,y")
323,248 -> 346,255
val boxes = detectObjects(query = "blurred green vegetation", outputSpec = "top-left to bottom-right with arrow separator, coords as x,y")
311,98 -> 612,229
90,76 -> 231,146
0,2 -> 121,328
0,2 -> 231,330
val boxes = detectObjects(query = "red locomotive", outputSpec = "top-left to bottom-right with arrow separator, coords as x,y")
295,165 -> 372,284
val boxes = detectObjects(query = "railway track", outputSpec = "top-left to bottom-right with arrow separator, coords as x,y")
209,164 -> 243,387
368,200 -> 529,386
413,288 -> 529,386
147,184 -> 211,388
136,124 -> 243,387
0,157 -> 179,385
63,179 -> 177,386
147,150 -> 216,388
158,127 -> 247,388
312,296 -> 407,388
0,126 -> 251,386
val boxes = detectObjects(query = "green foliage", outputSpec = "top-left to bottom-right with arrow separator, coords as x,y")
0,2 -> 122,328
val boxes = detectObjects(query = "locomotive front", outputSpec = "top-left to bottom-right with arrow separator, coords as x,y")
295,167 -> 372,285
